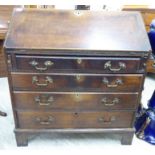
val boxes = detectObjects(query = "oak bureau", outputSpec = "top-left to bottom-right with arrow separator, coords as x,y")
4,9 -> 151,146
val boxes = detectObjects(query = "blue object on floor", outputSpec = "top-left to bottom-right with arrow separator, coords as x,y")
148,90 -> 155,109
135,91 -> 155,145
144,110 -> 155,144
148,19 -> 155,56
135,104 -> 147,134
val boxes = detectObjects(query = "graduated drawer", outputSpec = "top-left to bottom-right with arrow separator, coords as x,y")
17,111 -> 135,129
12,55 -> 143,73
13,92 -> 139,110
11,73 -> 143,92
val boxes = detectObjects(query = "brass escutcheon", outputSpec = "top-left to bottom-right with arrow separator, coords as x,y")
77,59 -> 82,64
76,75 -> 81,81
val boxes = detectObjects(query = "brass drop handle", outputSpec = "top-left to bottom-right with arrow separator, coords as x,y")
101,97 -> 119,106
29,60 -> 54,71
35,96 -> 54,106
36,116 -> 54,125
32,76 -> 53,87
104,61 -> 126,72
98,116 -> 116,124
102,77 -> 123,88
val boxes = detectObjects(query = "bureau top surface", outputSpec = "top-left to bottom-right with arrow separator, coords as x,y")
4,8 -> 151,53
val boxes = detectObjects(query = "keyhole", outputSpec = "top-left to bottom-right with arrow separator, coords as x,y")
74,112 -> 78,116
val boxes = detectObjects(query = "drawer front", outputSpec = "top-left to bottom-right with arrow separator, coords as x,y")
14,92 -> 139,110
17,111 -> 134,129
11,73 -> 143,92
13,55 -> 142,73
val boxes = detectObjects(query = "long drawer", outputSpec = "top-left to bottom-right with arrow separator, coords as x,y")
11,73 -> 143,92
13,92 -> 139,110
12,55 -> 143,73
17,111 -> 135,129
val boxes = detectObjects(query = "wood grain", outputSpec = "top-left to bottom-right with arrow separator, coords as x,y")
4,9 -> 151,52
5,10 -> 149,146
13,91 -> 139,110
0,5 -> 20,39
11,73 -> 144,92
17,111 -> 135,129
13,55 -> 143,74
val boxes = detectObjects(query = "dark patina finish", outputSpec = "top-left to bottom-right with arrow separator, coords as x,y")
4,9 -> 151,146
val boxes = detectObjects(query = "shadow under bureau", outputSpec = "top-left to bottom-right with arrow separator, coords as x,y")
4,9 -> 151,146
